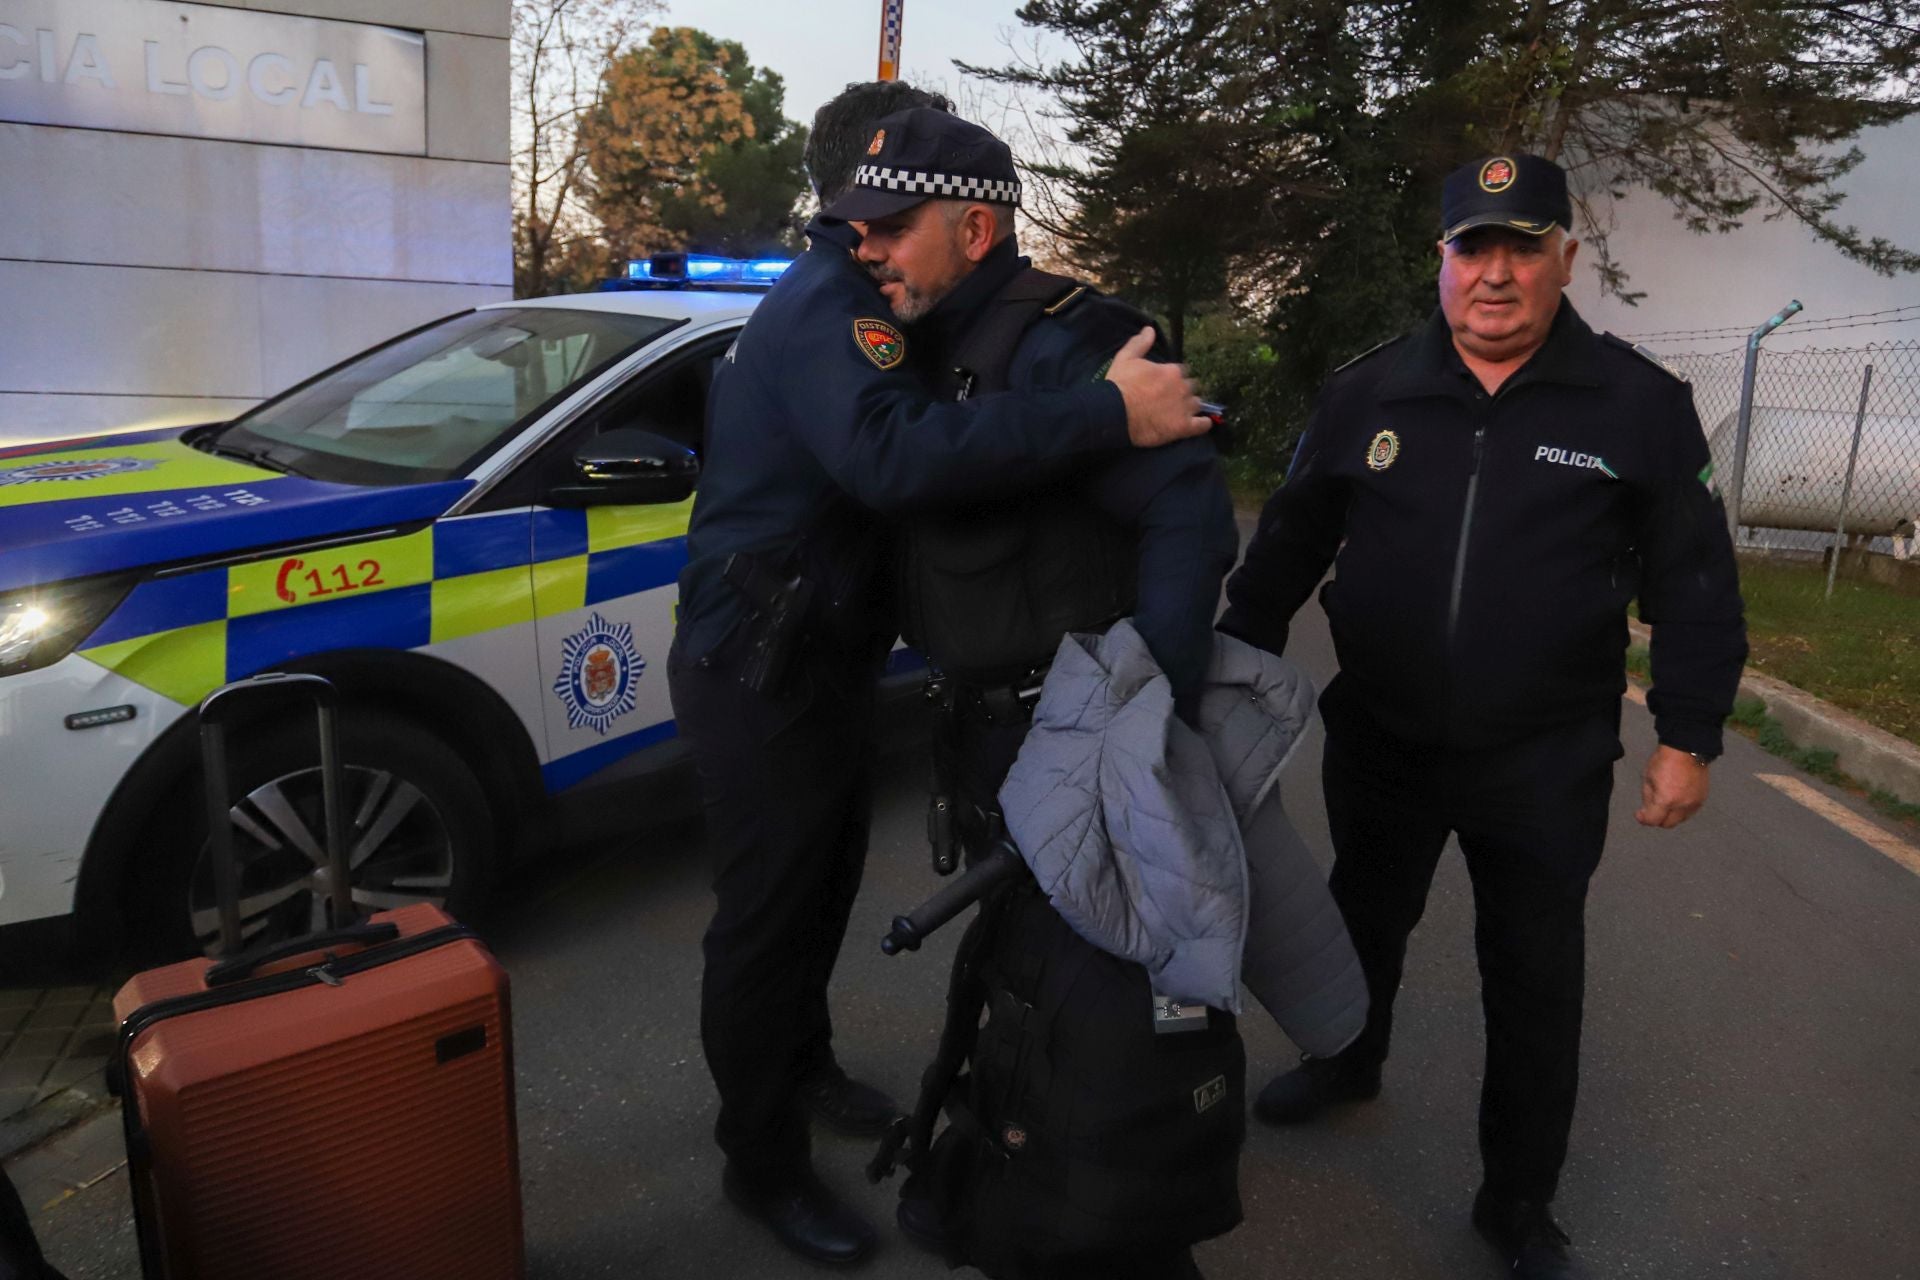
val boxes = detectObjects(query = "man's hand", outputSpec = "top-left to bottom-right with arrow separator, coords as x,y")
1635,744 -> 1710,829
1108,328 -> 1210,447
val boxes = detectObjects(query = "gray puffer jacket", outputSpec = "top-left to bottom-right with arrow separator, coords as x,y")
996,621 -> 1367,1057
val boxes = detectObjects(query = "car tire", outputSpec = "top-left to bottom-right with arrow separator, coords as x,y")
131,707 -> 496,961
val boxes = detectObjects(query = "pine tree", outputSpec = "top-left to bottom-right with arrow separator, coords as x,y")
987,1 -> 1920,480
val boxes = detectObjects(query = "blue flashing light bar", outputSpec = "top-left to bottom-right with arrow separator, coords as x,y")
615,252 -> 794,290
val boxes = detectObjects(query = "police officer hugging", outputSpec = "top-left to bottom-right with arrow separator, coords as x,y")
830,108 -> 1241,1280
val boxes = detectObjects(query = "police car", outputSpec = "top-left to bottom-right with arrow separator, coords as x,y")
0,253 -> 804,960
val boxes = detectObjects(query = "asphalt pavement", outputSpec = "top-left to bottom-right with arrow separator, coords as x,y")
11,596 -> 1920,1279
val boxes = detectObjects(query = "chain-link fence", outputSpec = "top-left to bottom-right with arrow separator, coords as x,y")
1654,341 -> 1920,560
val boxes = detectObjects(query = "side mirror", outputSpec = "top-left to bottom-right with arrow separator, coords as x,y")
546,428 -> 698,508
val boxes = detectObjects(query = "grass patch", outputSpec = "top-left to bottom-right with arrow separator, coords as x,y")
1613,680 -> 1920,831
1720,694 -> 1918,832
1624,644 -> 1650,681
1735,560 -> 1920,749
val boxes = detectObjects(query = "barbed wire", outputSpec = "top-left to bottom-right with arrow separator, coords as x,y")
1615,301 -> 1920,343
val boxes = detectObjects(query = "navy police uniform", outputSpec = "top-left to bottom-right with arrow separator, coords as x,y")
668,211 -> 1134,1183
907,235 -> 1237,857
1219,156 -> 1746,1211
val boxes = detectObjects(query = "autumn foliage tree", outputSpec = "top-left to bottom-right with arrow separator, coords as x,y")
578,26 -> 809,262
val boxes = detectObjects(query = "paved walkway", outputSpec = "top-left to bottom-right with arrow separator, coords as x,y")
0,984 -> 115,1130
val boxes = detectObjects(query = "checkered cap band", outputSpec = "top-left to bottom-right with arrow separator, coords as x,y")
854,164 -> 1021,206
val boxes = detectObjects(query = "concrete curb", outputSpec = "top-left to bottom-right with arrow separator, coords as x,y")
0,1077 -> 110,1165
1628,619 -> 1920,807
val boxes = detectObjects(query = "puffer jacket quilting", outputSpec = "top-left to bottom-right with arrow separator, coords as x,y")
997,621 -> 1367,1055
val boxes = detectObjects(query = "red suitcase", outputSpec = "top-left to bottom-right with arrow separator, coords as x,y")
110,673 -> 524,1280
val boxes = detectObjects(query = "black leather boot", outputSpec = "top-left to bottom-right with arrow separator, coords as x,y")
722,1164 -> 876,1266
799,1061 -> 900,1138
1472,1184 -> 1578,1280
1251,1050 -> 1382,1124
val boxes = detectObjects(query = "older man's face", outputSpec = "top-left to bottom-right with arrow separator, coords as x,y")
854,201 -> 976,322
1438,226 -> 1578,362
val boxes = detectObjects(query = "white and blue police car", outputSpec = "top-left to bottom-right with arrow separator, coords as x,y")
0,254 -> 827,960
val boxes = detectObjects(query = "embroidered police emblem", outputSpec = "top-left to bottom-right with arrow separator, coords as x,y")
853,318 -> 906,370
0,456 -> 158,486
1365,430 -> 1401,471
552,612 -> 643,735
866,128 -> 886,156
1479,157 -> 1517,193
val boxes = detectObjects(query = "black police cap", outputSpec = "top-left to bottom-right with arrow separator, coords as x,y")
1441,154 -> 1572,242
821,107 -> 1022,223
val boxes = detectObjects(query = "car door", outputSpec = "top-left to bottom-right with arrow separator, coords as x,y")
524,331 -> 733,791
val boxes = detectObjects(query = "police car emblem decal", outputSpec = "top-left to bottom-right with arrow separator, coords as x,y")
1365,430 -> 1401,471
1479,157 -> 1516,193
867,128 -> 886,156
553,612 -> 643,735
854,319 -> 906,371
0,456 -> 159,486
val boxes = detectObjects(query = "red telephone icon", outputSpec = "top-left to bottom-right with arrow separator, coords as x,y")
274,558 -> 305,604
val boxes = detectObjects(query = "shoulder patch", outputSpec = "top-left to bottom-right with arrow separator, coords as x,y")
853,318 -> 906,370
1333,334 -> 1407,375
1604,333 -> 1689,383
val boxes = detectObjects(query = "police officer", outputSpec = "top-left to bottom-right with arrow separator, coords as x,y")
1218,154 -> 1747,1279
667,82 -> 1212,1268
833,108 -> 1238,1280
837,106 -> 1237,856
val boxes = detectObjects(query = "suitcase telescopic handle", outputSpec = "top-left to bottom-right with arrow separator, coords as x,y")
202,921 -> 401,987
197,672 -> 355,957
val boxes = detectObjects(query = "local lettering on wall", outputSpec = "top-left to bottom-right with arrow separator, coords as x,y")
0,0 -> 426,155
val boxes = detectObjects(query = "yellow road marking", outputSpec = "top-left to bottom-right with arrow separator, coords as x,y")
1755,773 -> 1920,878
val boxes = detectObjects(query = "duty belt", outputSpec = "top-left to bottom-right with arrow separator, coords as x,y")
948,667 -> 1049,726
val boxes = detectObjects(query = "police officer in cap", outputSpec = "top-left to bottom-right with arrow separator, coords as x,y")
668,81 -> 1212,1269
831,107 -> 1237,1279
1220,153 -> 1746,1278
834,105 -> 1237,857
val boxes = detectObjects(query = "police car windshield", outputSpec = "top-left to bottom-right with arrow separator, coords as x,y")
217,308 -> 682,486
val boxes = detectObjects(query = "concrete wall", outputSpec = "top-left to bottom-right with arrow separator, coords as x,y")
1566,117 -> 1920,354
0,0 -> 511,445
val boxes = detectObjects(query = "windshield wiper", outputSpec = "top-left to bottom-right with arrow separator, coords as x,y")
196,432 -> 309,479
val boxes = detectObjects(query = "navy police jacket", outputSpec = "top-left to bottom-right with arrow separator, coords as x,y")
678,216 -> 1131,664
910,238 -> 1238,698
1219,301 -> 1746,756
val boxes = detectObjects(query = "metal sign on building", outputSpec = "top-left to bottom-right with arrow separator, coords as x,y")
0,0 -> 426,155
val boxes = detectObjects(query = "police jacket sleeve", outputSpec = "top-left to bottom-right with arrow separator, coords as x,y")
774,288 -> 1130,515
1215,396 -> 1348,657
1636,381 -> 1748,757
1085,439 -> 1239,700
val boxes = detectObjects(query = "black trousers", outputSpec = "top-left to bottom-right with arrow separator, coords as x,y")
668,639 -> 879,1179
1321,702 -> 1621,1203
0,1164 -> 62,1280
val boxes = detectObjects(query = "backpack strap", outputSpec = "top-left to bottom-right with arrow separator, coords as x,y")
949,267 -> 1088,399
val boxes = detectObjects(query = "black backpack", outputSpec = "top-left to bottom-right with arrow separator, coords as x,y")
879,874 -> 1245,1277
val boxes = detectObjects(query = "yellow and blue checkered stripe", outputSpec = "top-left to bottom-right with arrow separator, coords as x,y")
76,499 -> 695,709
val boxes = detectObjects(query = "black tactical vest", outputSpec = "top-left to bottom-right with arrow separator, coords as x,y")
899,269 -> 1138,686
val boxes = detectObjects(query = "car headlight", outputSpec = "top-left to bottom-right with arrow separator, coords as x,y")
0,575 -> 138,678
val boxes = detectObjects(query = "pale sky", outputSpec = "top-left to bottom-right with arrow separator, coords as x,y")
657,0 -> 1041,127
